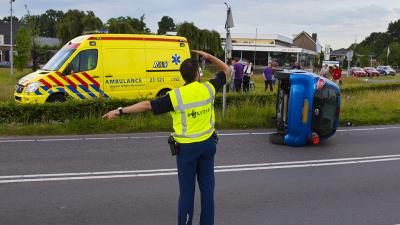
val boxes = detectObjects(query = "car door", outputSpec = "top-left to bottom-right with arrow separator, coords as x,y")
62,47 -> 103,99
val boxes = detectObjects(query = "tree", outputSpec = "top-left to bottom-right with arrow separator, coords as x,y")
157,16 -> 175,35
82,11 -> 104,31
176,22 -> 200,50
107,17 -> 136,34
106,15 -> 150,34
177,22 -> 223,57
1,16 -> 19,23
39,9 -> 64,37
56,10 -> 103,44
14,27 -> 32,71
388,19 -> 400,42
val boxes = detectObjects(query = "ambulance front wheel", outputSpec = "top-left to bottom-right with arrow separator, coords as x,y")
46,93 -> 67,103
269,133 -> 285,145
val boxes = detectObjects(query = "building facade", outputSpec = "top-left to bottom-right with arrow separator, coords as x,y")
222,31 -> 320,68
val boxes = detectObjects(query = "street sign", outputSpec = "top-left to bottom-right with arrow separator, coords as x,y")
346,51 -> 354,61
324,44 -> 331,60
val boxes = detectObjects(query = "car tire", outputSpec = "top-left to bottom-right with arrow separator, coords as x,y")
46,93 -> 66,103
269,133 -> 285,145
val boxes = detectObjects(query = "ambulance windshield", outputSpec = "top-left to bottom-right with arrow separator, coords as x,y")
42,48 -> 76,71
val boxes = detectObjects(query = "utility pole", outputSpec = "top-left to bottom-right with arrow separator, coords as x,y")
254,28 -> 257,65
10,0 -> 15,77
223,2 -> 234,117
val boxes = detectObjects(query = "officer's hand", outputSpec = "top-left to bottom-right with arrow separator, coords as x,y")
102,110 -> 119,120
191,50 -> 209,60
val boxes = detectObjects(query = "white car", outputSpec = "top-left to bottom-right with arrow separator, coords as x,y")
377,66 -> 396,76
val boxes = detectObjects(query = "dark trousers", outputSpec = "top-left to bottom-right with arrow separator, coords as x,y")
234,79 -> 242,92
177,137 -> 216,225
264,80 -> 273,91
243,75 -> 250,92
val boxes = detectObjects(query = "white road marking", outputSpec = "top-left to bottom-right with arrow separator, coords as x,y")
1,154 -> 400,184
1,126 -> 400,143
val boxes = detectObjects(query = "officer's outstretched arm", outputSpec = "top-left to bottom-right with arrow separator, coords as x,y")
191,50 -> 231,77
102,101 -> 151,120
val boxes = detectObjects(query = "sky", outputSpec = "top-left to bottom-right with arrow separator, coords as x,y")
1,0 -> 400,49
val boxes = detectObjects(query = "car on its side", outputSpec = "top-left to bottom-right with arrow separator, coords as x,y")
350,67 -> 367,77
269,71 -> 340,147
364,67 -> 380,77
377,66 -> 396,76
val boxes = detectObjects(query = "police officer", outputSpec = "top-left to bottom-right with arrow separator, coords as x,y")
103,50 -> 230,225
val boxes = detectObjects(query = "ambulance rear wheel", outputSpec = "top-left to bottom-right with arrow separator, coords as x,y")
46,93 -> 66,103
156,89 -> 170,97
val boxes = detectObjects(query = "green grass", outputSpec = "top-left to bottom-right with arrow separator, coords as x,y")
0,68 -> 30,101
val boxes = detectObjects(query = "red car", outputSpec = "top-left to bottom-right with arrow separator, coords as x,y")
364,67 -> 380,77
350,67 -> 367,77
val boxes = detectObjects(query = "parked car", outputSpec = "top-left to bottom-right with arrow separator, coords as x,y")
364,67 -> 380,77
350,67 -> 367,77
377,66 -> 396,76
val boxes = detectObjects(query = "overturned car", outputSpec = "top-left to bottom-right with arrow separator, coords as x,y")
269,71 -> 340,147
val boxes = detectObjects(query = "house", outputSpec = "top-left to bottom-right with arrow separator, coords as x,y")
0,21 -> 20,63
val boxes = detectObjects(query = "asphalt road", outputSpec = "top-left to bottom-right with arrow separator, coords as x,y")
1,125 -> 400,225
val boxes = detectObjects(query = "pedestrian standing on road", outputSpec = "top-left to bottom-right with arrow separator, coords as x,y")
232,57 -> 244,92
103,50 -> 231,225
332,65 -> 342,85
320,64 -> 329,78
243,60 -> 254,92
263,62 -> 274,92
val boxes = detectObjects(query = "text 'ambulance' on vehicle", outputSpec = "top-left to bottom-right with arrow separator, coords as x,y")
14,34 -> 190,103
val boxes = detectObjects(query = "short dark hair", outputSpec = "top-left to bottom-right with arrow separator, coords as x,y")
233,57 -> 240,62
180,58 -> 198,83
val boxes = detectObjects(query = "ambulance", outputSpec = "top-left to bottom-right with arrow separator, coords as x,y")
14,34 -> 190,103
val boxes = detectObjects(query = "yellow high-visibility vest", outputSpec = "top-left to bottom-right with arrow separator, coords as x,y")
169,81 -> 216,143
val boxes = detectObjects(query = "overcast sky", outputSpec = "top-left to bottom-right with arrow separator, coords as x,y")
1,0 -> 399,49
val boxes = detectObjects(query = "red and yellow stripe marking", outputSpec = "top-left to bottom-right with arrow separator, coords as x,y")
38,72 -> 106,99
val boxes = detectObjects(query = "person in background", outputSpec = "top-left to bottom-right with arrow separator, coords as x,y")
242,60 -> 254,92
263,62 -> 274,92
232,57 -> 244,92
331,65 -> 341,85
292,61 -> 301,70
320,64 -> 329,78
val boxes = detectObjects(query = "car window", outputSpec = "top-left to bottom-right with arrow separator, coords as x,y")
69,49 -> 98,73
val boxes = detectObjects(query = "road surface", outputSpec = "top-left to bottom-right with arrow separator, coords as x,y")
1,125 -> 400,225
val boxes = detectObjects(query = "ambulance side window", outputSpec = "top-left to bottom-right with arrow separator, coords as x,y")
63,49 -> 98,75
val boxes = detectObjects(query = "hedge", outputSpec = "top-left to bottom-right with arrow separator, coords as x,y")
1,82 -> 399,124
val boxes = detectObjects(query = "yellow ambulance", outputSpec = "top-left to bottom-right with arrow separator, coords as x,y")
14,34 -> 189,103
